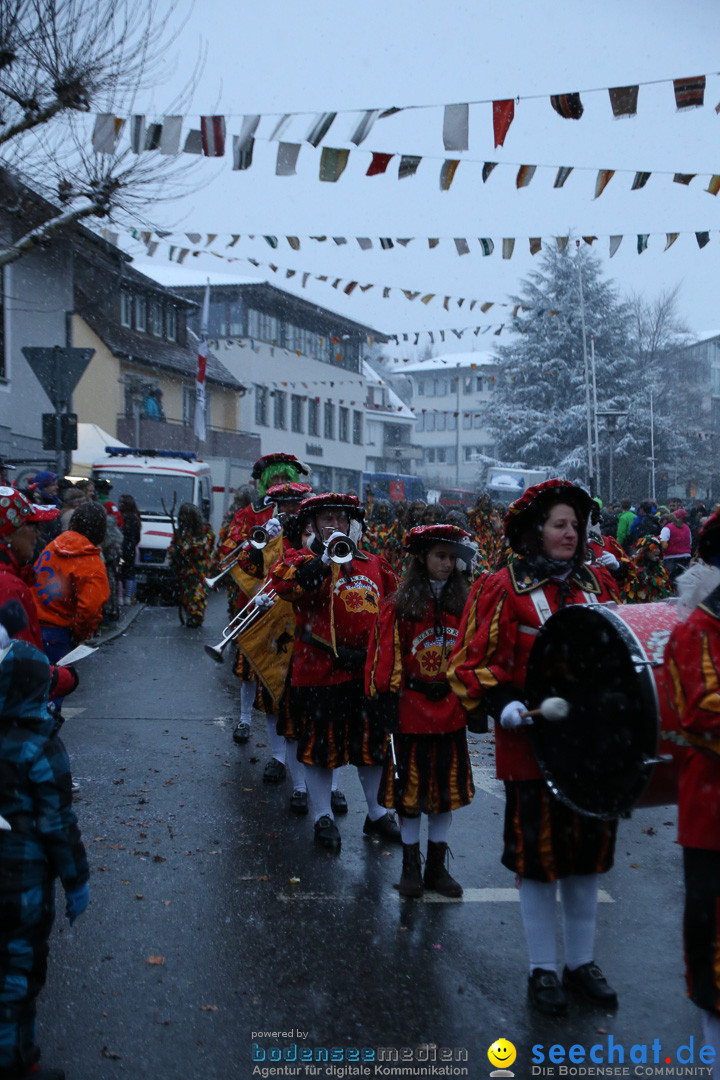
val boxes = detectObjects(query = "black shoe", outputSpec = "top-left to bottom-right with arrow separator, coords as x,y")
563,962 -> 618,1008
233,721 -> 250,744
290,789 -> 309,815
314,815 -> 341,852
528,968 -> 568,1017
330,789 -> 348,814
263,759 -> 287,783
362,812 -> 402,843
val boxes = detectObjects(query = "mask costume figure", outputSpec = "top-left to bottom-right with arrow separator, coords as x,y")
270,493 -> 400,852
216,454 -> 309,745
366,525 -> 476,898
447,479 -> 621,1016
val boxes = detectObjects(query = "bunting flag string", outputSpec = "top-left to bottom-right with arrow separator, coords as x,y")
92,108 -> 720,199
92,69 -> 720,161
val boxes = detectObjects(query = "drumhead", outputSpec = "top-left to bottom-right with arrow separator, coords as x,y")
526,604 -> 659,819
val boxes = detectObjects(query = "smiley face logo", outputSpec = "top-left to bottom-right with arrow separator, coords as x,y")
488,1039 -> 516,1071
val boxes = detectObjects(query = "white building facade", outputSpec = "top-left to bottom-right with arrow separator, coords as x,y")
398,353 -> 498,488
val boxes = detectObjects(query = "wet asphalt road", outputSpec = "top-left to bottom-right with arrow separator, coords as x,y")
39,594 -> 701,1079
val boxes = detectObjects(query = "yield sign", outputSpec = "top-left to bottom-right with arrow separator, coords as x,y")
22,346 -> 95,408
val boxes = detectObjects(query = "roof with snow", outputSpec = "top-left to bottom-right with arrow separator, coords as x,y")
362,362 -> 415,420
397,352 -> 498,374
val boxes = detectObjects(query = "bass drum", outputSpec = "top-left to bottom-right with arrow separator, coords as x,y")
525,599 -> 684,820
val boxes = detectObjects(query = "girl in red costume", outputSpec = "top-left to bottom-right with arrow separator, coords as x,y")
366,525 -> 475,899
448,479 -> 619,1017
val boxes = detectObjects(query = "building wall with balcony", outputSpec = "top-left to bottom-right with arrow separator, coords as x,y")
400,354 -> 497,487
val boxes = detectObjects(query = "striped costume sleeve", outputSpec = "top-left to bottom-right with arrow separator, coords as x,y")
366,598 -> 403,698
269,548 -> 314,601
447,572 -> 518,712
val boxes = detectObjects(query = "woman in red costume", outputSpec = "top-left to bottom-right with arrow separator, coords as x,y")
448,479 -> 619,1017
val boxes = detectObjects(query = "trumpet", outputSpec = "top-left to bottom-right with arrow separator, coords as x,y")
204,527 -> 271,589
204,582 -> 276,662
322,529 -> 369,564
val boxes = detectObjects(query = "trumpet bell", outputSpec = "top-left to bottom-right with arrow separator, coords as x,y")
328,537 -> 355,563
204,643 -> 226,663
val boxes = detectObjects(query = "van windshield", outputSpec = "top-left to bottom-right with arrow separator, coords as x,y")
92,471 -> 194,515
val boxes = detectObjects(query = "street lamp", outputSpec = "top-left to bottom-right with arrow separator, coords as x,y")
595,410 -> 627,504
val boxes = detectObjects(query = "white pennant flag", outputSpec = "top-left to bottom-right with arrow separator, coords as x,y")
349,109 -> 380,146
443,104 -> 469,151
160,116 -> 183,155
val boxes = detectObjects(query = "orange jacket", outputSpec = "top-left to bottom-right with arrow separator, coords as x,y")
32,531 -> 110,642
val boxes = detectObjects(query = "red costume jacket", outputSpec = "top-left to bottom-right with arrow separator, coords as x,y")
447,559 -> 618,781
665,587 -> 720,851
218,500 -> 274,562
271,548 -> 398,687
0,545 -> 76,698
366,596 -> 466,735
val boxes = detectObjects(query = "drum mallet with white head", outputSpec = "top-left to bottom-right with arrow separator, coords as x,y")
521,697 -> 571,722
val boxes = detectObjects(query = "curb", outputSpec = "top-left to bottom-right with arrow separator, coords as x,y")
93,603 -> 146,648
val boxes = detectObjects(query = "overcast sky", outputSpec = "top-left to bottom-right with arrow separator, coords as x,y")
129,0 -> 720,349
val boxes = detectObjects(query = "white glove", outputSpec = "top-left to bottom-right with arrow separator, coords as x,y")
265,517 -> 282,539
596,551 -> 619,571
500,700 -> 532,729
348,519 -> 363,546
321,530 -> 347,565
253,591 -> 274,612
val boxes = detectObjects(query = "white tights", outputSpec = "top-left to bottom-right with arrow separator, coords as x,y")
518,874 -> 599,973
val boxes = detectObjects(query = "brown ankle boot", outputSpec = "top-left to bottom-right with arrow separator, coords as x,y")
397,842 -> 423,898
424,840 -> 463,897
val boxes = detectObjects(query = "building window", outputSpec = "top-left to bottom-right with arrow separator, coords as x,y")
339,407 -> 349,442
435,378 -> 447,396
448,412 -> 457,430
462,376 -> 472,394
308,398 -> 320,436
424,447 -> 435,463
273,390 -> 287,430
425,413 -> 436,432
437,447 -> 446,463
291,394 -> 304,433
135,295 -> 147,332
166,307 -> 177,342
247,308 -> 261,339
120,290 -> 132,328
417,380 -> 425,396
150,300 -> 163,337
437,412 -> 446,432
353,410 -> 363,444
416,413 -> 425,432
462,412 -> 471,430
473,413 -> 484,429
255,385 -> 268,426
324,401 -> 335,439
446,446 -> 457,465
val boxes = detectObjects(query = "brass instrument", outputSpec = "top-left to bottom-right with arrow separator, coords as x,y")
204,581 -> 276,662
204,527 -> 271,589
322,530 -> 369,564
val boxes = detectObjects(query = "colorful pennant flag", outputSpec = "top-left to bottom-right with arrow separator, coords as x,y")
556,237 -> 569,252
674,76 -> 705,110
482,162 -> 497,183
232,115 -> 260,170
443,104 -> 469,151
631,171 -> 651,190
366,152 -> 393,176
594,170 -> 615,198
673,173 -> 696,185
183,129 -> 202,154
160,116 -> 183,155
664,233 -> 679,250
276,142 -> 301,176
319,148 -> 349,182
609,235 -> 623,258
550,92 -> 584,119
707,176 -> 720,196
92,114 -> 124,153
399,155 -> 421,179
553,166 -> 573,188
516,165 -> 536,188
502,238 -> 515,259
306,112 -> 337,147
529,237 -> 542,255
440,159 -> 460,190
200,116 -> 226,157
349,110 -> 380,146
493,99 -> 515,148
608,85 -> 639,118
479,238 -> 494,255
454,238 -> 470,255
130,115 -> 146,153
696,231 -> 710,248
637,234 -> 649,253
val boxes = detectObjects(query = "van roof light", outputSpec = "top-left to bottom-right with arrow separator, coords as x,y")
103,447 -> 198,462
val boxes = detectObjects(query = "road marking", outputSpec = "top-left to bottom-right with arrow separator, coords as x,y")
61,707 -> 86,718
277,888 -> 614,904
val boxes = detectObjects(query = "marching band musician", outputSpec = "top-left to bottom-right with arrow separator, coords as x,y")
665,508 -> 720,1074
230,481 -> 312,792
366,524 -> 476,899
217,453 -> 310,744
447,479 -> 620,1017
270,493 -> 400,852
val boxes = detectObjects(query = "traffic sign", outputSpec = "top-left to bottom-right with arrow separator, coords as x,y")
22,346 -> 94,407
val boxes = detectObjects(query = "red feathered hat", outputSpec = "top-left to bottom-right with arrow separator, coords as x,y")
504,478 -> 594,552
404,523 -> 472,552
265,482 -> 313,504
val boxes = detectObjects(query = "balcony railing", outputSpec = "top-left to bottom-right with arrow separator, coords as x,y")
116,416 -> 261,461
